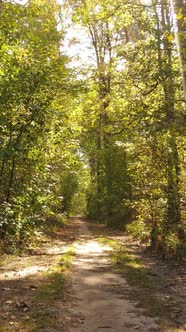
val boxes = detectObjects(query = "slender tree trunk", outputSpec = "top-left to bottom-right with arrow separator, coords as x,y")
6,159 -> 16,203
0,155 -> 6,181
174,0 -> 186,98
160,0 -> 183,239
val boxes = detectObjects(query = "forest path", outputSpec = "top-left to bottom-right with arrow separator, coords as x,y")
67,220 -> 158,331
0,218 -> 185,332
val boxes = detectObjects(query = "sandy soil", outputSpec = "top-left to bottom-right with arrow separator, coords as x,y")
67,220 -> 159,332
0,219 -> 185,332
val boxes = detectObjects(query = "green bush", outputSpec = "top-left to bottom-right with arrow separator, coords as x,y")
127,218 -> 151,243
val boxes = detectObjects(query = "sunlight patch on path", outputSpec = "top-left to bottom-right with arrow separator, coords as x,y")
74,240 -> 111,257
0,265 -> 49,280
0,245 -> 72,281
68,221 -> 159,332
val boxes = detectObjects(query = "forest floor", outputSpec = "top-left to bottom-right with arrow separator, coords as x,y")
0,218 -> 185,332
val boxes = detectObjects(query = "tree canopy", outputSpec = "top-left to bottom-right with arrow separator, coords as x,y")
0,0 -> 185,258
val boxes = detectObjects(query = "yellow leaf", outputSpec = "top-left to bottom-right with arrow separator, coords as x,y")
167,33 -> 174,43
176,9 -> 183,20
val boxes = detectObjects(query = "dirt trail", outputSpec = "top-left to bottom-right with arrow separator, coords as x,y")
68,220 -> 160,332
0,219 -> 185,332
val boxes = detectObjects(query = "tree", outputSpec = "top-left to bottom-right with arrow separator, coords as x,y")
0,0 -> 69,239
67,0 -> 185,256
173,0 -> 186,98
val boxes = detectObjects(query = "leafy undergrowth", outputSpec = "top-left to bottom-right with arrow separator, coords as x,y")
0,213 -> 68,256
99,236 -> 185,332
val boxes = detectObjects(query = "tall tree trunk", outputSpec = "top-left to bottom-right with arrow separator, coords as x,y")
174,0 -> 186,98
160,0 -> 183,239
6,159 -> 16,203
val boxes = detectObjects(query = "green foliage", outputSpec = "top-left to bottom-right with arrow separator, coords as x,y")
0,0 -> 185,260
60,172 -> 78,214
127,219 -> 151,243
68,0 -> 185,258
0,0 -> 76,245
